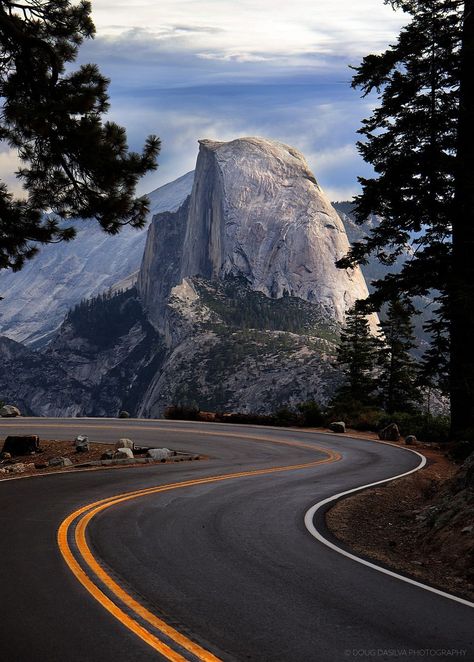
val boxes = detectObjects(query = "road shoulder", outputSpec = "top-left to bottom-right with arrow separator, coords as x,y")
326,444 -> 474,601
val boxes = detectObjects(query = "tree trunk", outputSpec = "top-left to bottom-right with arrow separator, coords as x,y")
450,0 -> 474,439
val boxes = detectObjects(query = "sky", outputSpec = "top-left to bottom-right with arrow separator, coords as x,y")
2,0 -> 407,201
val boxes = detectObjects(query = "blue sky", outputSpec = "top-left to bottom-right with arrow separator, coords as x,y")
2,1 -> 407,201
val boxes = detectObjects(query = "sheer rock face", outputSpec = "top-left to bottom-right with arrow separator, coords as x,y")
139,137 -> 373,330
137,198 -> 190,331
0,171 -> 194,347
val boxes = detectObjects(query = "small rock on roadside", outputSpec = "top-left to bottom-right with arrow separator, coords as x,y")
118,411 -> 130,419
48,456 -> 73,468
75,435 -> 89,452
101,450 -> 114,460
329,421 -> 346,433
405,435 -> 417,446
2,435 -> 40,456
378,423 -> 401,442
0,405 -> 21,418
147,448 -> 172,461
115,438 -> 134,451
113,448 -> 134,459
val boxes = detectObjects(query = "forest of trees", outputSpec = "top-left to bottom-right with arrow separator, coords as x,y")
66,287 -> 145,349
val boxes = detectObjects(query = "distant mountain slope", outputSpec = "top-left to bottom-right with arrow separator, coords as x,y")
0,174 -> 397,350
0,171 -> 194,347
0,277 -> 341,417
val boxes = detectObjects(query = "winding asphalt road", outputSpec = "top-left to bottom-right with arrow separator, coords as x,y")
0,418 -> 472,662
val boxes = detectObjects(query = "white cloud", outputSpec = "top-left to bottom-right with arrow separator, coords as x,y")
90,0 -> 407,62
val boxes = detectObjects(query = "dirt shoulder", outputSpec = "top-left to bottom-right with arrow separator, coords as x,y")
0,438 -> 202,479
326,434 -> 474,601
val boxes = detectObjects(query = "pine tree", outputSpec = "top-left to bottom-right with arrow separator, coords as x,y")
450,0 -> 474,438
418,295 -> 450,394
377,298 -> 421,413
418,306 -> 450,413
332,306 -> 380,407
0,1 -> 160,272
337,0 -> 474,439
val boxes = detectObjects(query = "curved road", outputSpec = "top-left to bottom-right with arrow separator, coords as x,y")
0,418 -> 472,662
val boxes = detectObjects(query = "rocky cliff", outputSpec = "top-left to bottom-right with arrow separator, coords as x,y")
0,336 -> 88,416
0,138 -> 381,417
132,137 -> 375,416
0,172 -> 194,347
139,138 -> 373,330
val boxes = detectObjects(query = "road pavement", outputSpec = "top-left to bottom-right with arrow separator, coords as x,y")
0,418 -> 471,662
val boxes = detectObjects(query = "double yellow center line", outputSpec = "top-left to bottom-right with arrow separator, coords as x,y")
57,436 -> 340,661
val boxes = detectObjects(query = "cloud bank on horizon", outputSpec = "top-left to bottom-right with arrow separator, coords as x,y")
3,1 -> 407,201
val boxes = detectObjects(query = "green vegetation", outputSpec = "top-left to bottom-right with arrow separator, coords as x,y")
321,302 -> 450,442
297,400 -> 325,427
164,400 -> 325,429
377,298 -> 421,413
377,412 -> 450,444
66,287 -> 146,350
195,276 -> 339,341
164,398 -> 451,441
330,305 -> 381,408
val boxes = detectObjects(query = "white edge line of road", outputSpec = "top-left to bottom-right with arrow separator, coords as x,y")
304,445 -> 474,609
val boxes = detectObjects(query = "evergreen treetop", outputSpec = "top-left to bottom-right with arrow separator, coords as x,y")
377,297 -> 421,413
337,0 -> 474,439
337,0 -> 462,307
0,1 -> 160,271
333,305 -> 380,406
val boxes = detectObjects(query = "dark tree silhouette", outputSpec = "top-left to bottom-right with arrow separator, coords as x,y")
377,297 -> 420,413
0,0 -> 160,271
332,305 -> 380,406
450,0 -> 474,438
337,0 -> 474,439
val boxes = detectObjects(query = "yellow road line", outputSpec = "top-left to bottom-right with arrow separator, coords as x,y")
57,509 -> 188,661
58,447 -> 340,661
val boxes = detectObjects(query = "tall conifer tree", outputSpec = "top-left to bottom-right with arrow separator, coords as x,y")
450,0 -> 474,437
332,306 -> 379,407
377,298 -> 420,413
338,0 -> 474,438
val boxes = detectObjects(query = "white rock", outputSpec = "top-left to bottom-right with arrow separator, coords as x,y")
0,405 -> 21,417
114,447 -> 134,459
147,448 -> 172,461
115,438 -> 134,450
329,421 -> 346,433
75,435 -> 89,451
